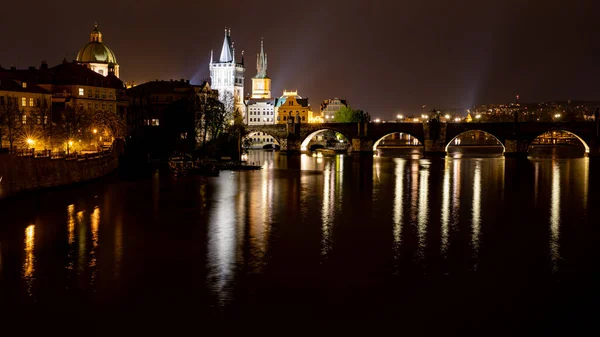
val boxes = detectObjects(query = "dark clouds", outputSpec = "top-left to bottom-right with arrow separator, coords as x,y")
1,0 -> 599,117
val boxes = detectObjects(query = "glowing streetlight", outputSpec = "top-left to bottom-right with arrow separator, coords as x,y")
374,118 -> 381,123
476,114 -> 482,119
26,138 -> 34,145
68,140 -> 74,146
445,114 -> 451,119
93,129 -> 98,134
421,114 -> 427,119
554,113 -> 561,119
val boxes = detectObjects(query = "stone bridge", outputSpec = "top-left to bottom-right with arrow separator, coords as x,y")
247,118 -> 600,156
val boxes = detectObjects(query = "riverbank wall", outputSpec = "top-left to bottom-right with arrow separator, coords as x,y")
0,140 -> 123,199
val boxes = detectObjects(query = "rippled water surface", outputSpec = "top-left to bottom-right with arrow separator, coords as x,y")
0,150 -> 598,335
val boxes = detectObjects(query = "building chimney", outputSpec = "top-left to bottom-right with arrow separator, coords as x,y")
186,80 -> 190,84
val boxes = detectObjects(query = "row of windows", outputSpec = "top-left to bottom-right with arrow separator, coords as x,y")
79,87 -> 114,100
249,118 -> 273,122
277,116 -> 306,121
143,119 -> 160,126
80,102 -> 116,112
250,137 -> 274,143
19,115 -> 48,125
20,97 -> 43,107
249,110 -> 273,116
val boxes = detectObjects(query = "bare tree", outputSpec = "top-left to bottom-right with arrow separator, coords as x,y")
57,104 -> 91,154
0,95 -> 23,153
30,95 -> 53,150
91,107 -> 126,140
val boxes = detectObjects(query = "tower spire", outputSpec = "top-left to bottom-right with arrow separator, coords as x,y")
219,27 -> 233,62
256,38 -> 267,78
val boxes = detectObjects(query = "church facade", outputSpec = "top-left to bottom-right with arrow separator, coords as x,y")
209,28 -> 245,113
246,39 -> 275,126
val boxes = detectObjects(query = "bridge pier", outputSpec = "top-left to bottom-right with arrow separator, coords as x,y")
351,138 -> 373,154
279,138 -> 302,155
424,140 -> 446,157
503,139 -> 530,157
587,139 -> 600,157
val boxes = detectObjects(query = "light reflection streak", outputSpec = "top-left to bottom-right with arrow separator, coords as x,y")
89,207 -> 100,285
550,160 -> 561,272
77,211 -> 86,276
471,160 -> 482,269
23,225 -> 35,296
582,157 -> 589,212
451,159 -> 461,230
321,162 -> 335,257
417,164 -> 429,258
534,162 -> 540,207
207,176 -> 237,305
393,159 -> 405,252
441,159 -> 450,255
66,205 -> 76,277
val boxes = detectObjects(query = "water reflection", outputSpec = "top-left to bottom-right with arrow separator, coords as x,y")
23,224 -> 35,296
90,207 -> 100,286
114,214 -> 123,280
471,160 -> 482,269
321,162 -> 334,257
207,174 -> 237,305
441,160 -> 450,254
417,162 -> 429,259
550,160 -> 561,272
393,159 -> 405,251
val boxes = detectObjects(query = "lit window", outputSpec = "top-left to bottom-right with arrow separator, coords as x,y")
101,90 -> 106,99
22,115 -> 27,124
22,82 -> 27,88
29,98 -> 34,107
21,97 -> 27,107
43,116 -> 47,125
151,119 -> 160,126
78,88 -> 84,96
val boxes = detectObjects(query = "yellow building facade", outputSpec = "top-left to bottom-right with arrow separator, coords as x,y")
274,90 -> 313,124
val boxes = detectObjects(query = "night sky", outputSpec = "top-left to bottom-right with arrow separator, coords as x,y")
1,0 -> 599,118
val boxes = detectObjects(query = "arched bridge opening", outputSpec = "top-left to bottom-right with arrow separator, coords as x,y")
372,132 -> 424,155
301,129 -> 351,152
445,130 -> 505,157
244,131 -> 281,150
528,130 -> 589,157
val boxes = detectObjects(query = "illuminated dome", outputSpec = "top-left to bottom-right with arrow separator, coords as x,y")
75,24 -> 120,77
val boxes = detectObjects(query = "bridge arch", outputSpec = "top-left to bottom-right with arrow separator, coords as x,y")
445,130 -> 506,153
245,130 -> 281,149
528,129 -> 590,154
372,132 -> 424,151
300,128 -> 352,151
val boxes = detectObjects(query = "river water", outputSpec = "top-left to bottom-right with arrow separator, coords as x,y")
0,150 -> 598,335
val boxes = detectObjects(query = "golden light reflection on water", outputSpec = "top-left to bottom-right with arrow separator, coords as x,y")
89,207 -> 100,285
393,159 -> 405,250
23,224 -> 35,296
441,159 -> 451,255
67,204 -> 75,244
77,210 -> 86,276
321,162 -> 335,257
550,160 -> 561,272
471,160 -> 482,269
417,162 -> 429,258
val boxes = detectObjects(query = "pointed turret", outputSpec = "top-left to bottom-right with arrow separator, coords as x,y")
219,27 -> 233,63
255,38 -> 267,78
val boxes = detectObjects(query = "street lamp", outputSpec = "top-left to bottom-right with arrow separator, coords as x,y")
555,113 -> 561,119
375,118 -> 381,123
396,114 -> 403,122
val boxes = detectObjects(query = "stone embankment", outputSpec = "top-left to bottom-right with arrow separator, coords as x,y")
0,140 -> 123,199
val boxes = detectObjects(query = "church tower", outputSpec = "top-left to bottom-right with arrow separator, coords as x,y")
251,39 -> 271,99
209,28 -> 245,113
